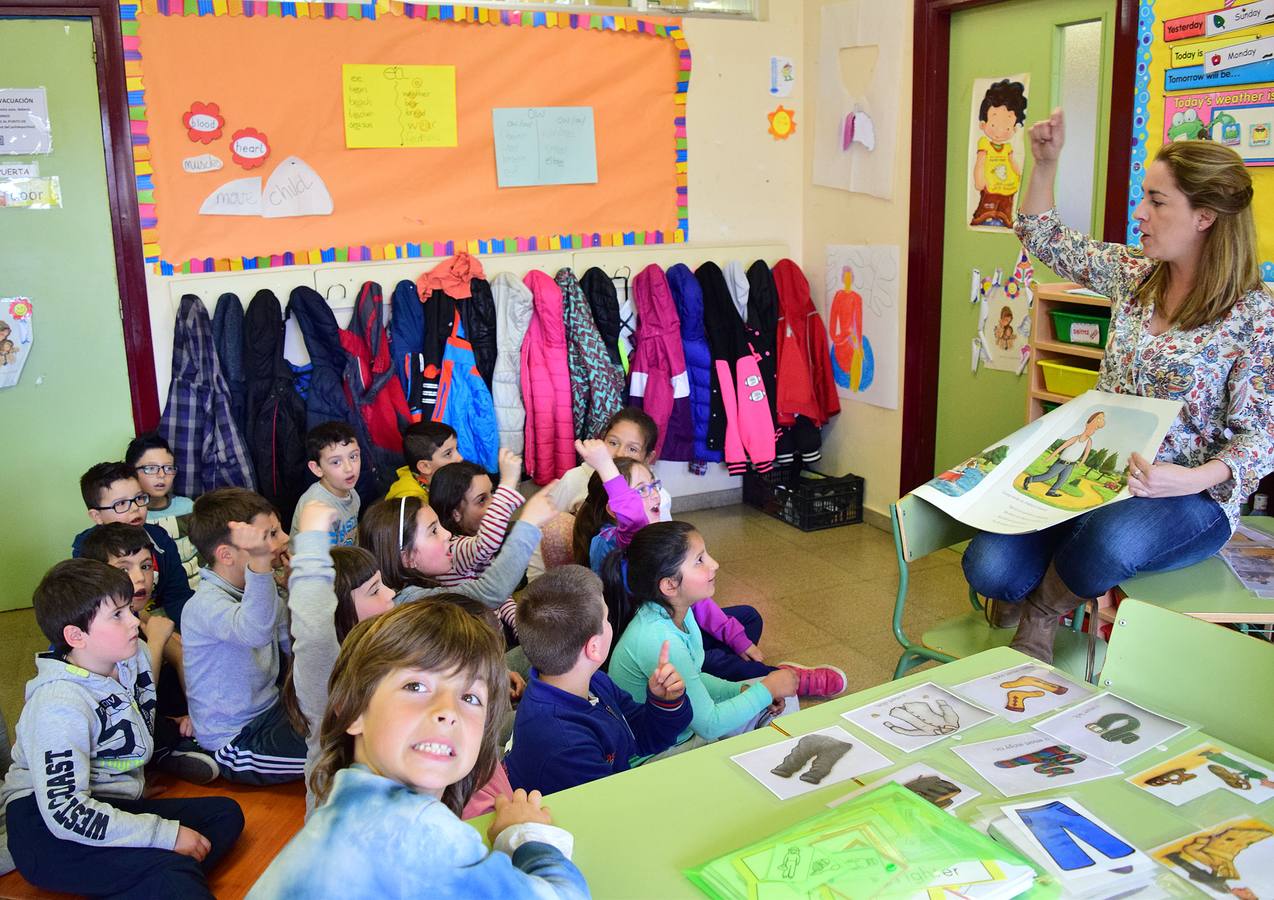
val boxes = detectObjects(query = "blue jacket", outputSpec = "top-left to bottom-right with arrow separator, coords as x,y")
434,318 -> 500,472
212,292 -> 247,438
506,670 -> 691,796
72,523 -> 193,631
389,278 -> 424,403
666,264 -> 722,463
248,765 -> 589,899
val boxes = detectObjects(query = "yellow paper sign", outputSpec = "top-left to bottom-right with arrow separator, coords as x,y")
0,176 -> 61,209
342,64 -> 457,149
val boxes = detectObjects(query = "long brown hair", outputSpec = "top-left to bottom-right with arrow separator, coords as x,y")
280,547 -> 381,737
571,457 -> 650,564
1138,141 -> 1263,330
309,599 -> 509,815
359,496 -> 441,593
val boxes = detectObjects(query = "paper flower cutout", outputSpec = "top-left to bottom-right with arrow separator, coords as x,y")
182,102 -> 225,144
230,128 -> 270,169
767,105 -> 796,140
1005,280 -> 1020,299
8,298 -> 32,320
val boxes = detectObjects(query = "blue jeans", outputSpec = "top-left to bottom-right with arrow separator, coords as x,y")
962,492 -> 1230,601
1016,800 -> 1135,871
1024,460 -> 1075,495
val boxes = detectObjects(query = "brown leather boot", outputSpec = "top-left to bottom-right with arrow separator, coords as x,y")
1009,563 -> 1085,665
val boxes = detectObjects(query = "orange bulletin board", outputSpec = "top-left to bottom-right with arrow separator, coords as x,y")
124,3 -> 689,274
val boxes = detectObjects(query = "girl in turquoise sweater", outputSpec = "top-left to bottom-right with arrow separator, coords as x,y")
605,523 -> 811,752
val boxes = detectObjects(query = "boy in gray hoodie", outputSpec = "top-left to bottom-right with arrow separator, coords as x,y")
1,559 -> 243,897
182,488 -> 303,784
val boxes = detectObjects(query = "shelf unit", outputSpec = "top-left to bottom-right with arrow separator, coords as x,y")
1027,282 -> 1112,422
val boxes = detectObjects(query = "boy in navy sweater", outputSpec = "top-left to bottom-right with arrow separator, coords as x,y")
506,566 -> 691,796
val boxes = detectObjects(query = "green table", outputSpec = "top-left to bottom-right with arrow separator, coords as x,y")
1120,516 -> 1274,625
475,647 -> 1274,898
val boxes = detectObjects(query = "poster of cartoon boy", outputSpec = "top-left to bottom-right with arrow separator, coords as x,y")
969,77 -> 1028,229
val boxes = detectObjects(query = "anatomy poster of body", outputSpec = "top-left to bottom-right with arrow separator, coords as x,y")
1129,743 -> 1274,808
914,390 -> 1182,534
1032,693 -> 1191,768
952,663 -> 1091,723
829,762 -> 982,813
1152,817 -> 1274,900
951,732 -> 1122,797
967,74 -> 1029,231
825,244 -> 899,409
840,682 -> 992,752
730,726 -> 891,801
970,252 -> 1033,374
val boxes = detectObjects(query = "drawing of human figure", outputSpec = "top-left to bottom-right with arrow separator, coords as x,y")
1022,411 -> 1106,497
969,79 -> 1027,228
994,305 -> 1016,350
0,321 -> 16,366
829,266 -> 874,392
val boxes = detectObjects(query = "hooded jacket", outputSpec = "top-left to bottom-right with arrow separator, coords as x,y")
160,295 -> 256,497
417,254 -> 498,392
773,259 -> 841,428
433,316 -> 500,472
286,286 -> 384,501
492,272 -> 533,454
666,264 -> 721,463
579,267 -> 623,368
242,289 -> 309,525
212,292 -> 247,437
557,267 -> 626,440
0,650 -> 177,851
628,264 -> 694,462
697,262 -> 777,473
339,282 -> 412,475
520,270 -> 576,484
388,279 -> 424,406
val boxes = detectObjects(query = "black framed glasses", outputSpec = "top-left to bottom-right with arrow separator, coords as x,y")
93,492 -> 151,514
136,464 -> 178,476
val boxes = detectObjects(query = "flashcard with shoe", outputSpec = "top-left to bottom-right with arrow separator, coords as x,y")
730,726 -> 892,801
1032,692 -> 1192,768
952,663 -> 1094,723
1151,816 -> 1274,900
1128,743 -> 1274,808
840,682 -> 994,753
826,761 -> 983,813
951,731 -> 1123,798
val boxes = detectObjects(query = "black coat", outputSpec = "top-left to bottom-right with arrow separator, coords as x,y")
580,267 -> 623,368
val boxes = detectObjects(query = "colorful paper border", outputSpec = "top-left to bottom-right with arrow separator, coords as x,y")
120,2 -> 691,274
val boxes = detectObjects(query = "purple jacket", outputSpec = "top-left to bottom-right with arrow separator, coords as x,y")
628,264 -> 694,461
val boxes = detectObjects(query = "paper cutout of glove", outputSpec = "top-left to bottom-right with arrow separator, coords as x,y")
884,700 -> 959,737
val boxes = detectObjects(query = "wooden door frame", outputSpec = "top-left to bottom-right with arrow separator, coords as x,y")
1,0 -> 159,433
900,0 -> 1138,493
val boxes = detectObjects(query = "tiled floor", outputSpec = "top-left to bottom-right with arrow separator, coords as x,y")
0,505 -> 974,741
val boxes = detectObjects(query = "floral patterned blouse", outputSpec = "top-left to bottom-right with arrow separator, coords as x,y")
1016,208 -> 1274,534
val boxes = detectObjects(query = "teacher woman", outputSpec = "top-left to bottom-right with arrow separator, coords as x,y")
962,108 -> 1274,664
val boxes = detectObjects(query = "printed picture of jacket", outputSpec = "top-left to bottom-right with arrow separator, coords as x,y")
884,700 -> 960,737
1015,800 -> 1135,871
556,267 -> 625,441
902,774 -> 962,809
769,734 -> 853,785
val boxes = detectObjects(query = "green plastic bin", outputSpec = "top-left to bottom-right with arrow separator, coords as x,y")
1049,309 -> 1110,347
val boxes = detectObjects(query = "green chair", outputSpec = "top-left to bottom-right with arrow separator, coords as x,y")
891,493 -> 1103,681
1101,598 -> 1274,760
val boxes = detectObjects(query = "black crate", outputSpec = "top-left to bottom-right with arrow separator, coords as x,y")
742,468 -> 864,532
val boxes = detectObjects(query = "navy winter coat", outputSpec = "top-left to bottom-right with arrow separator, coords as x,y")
212,292 -> 247,437
666,264 -> 721,463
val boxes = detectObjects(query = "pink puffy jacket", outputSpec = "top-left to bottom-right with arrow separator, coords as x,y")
521,270 -> 576,484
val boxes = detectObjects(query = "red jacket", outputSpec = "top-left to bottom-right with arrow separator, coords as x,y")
520,270 -> 576,484
339,281 -> 412,456
773,259 -> 840,427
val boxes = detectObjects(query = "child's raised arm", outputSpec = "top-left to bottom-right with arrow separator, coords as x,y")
576,439 -> 646,548
448,456 -> 527,577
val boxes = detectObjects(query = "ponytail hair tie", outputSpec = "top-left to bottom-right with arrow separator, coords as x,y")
620,558 -> 631,593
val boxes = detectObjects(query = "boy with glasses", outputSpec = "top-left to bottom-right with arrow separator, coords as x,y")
72,462 -> 194,630
127,433 -> 199,587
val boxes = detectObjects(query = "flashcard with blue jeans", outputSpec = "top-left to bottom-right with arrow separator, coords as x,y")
1002,798 -> 1148,875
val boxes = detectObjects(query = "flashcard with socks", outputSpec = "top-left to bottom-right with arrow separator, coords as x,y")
729,726 -> 892,801
840,681 -> 994,752
951,732 -> 1123,798
951,663 -> 1093,723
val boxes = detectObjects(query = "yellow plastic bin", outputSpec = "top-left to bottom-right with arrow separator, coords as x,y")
1038,359 -> 1099,397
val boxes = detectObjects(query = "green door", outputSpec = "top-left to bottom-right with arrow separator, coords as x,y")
0,19 -> 136,610
933,0 -> 1116,474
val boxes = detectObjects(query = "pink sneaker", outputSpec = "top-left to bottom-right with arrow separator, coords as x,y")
778,662 -> 847,698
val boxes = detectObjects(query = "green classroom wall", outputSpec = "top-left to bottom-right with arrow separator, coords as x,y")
0,19 -> 136,611
933,0 -> 1116,474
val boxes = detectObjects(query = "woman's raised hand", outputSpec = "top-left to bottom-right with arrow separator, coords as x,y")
1028,107 -> 1065,163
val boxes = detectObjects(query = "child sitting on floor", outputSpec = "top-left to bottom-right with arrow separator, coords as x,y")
506,565 -> 690,796
79,524 -> 217,784
605,523 -> 845,755
290,421 -> 362,546
1,559 -> 243,898
126,433 -> 199,586
428,449 -> 527,588
182,488 -> 301,783
247,601 -> 589,899
385,420 -> 463,501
